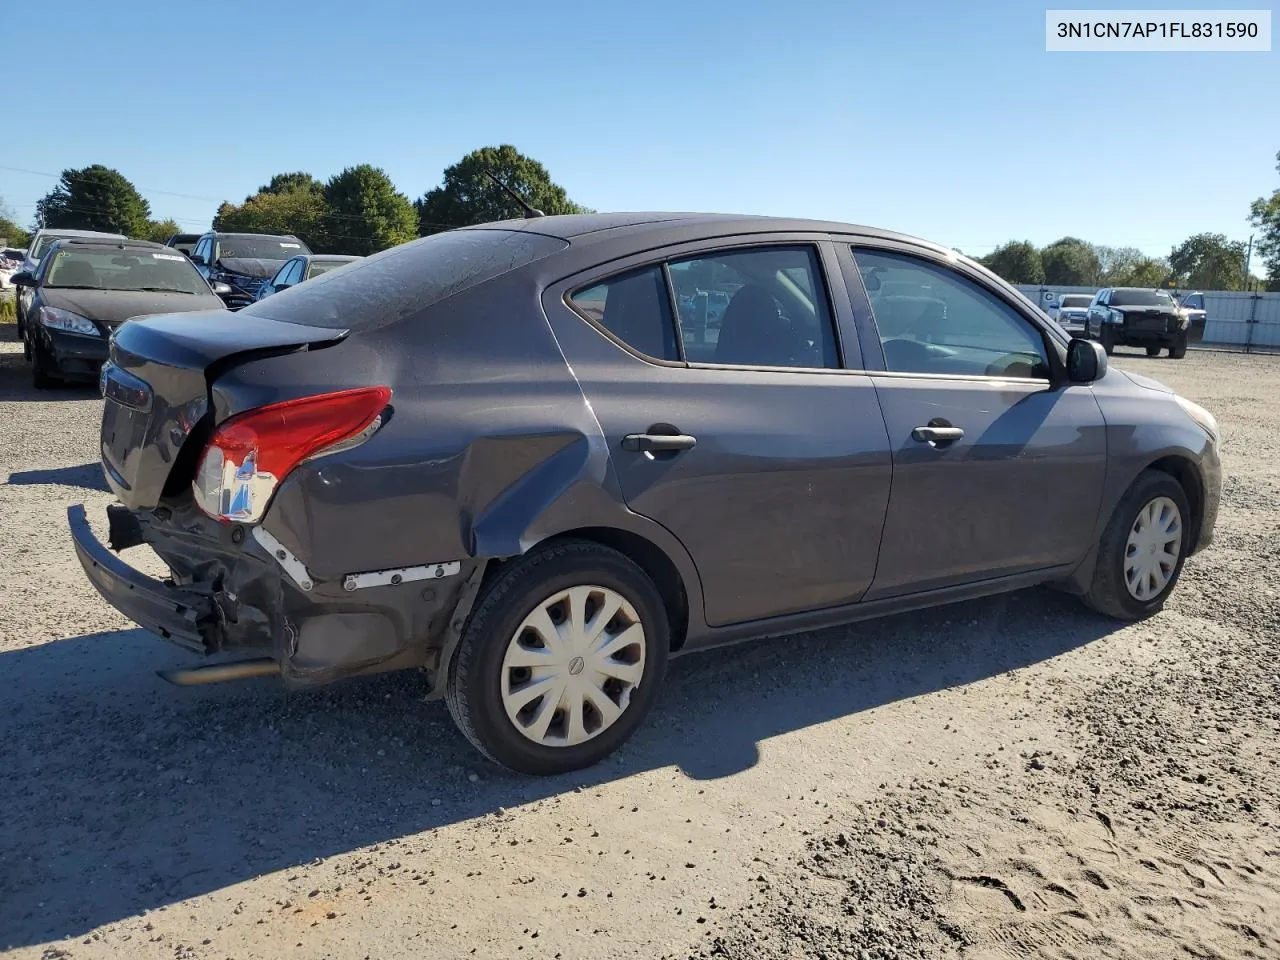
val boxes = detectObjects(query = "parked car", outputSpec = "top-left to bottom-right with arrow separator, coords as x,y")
69,213 -> 1220,775
188,231 -> 312,309
9,238 -> 227,388
1054,293 -> 1093,336
1175,291 -> 1208,343
1085,287 -> 1189,358
255,254 -> 362,301
14,228 -> 128,340
0,247 -> 24,288
165,233 -> 202,257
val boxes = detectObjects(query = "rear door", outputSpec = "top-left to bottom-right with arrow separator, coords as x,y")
838,242 -> 1106,599
543,237 -> 892,628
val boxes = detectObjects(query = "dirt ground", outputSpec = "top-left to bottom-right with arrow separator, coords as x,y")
1,325 -> 1276,960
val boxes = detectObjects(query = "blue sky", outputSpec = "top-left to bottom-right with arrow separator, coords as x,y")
2,0 -> 1275,259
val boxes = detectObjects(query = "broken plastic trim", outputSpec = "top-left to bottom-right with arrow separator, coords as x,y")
250,526 -> 314,592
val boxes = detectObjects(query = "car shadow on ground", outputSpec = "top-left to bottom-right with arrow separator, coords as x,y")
0,339 -> 98,403
7,462 -> 110,492
0,587 -> 1118,949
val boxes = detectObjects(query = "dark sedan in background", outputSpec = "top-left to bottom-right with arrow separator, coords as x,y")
255,253 -> 362,301
9,238 -> 227,388
70,213 -> 1220,775
189,231 -> 311,309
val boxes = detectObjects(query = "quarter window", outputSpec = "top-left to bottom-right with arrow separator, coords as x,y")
853,249 -> 1050,379
571,265 -> 680,361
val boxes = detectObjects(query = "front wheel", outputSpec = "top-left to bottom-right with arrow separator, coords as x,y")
1169,334 -> 1188,359
31,343 -> 59,390
1082,470 -> 1191,620
1145,346 -> 1162,357
446,541 -> 669,775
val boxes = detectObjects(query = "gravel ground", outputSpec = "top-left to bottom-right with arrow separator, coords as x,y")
1,324 -> 1276,960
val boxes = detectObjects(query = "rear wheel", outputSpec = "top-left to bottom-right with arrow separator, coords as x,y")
1145,346 -> 1162,357
1169,334 -> 1188,359
1082,470 -> 1190,620
446,540 -> 669,775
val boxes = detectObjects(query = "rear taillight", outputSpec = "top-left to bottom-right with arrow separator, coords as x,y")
192,386 -> 391,523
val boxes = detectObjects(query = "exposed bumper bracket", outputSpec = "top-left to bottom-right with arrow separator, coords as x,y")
342,561 -> 461,592
250,526 -> 313,592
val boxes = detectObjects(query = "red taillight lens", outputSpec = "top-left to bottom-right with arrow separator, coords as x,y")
192,386 -> 391,523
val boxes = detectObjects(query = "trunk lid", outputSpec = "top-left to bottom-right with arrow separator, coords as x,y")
100,310 -> 347,509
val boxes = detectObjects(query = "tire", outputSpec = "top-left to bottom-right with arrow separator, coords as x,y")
1168,334 -> 1188,360
1100,327 -> 1116,356
1082,469 -> 1191,621
31,344 -> 59,390
446,540 -> 670,775
1145,346 -> 1162,357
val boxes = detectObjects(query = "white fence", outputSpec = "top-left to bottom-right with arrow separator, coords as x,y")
1013,284 -> 1280,352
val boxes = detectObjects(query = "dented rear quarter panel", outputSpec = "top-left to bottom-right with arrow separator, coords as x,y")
210,271 -> 704,624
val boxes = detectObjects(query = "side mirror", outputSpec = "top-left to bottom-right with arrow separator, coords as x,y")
9,271 -> 35,287
189,254 -> 206,266
274,282 -> 292,292
211,282 -> 232,296
1066,337 -> 1107,384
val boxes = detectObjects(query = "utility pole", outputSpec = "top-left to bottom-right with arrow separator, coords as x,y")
1243,234 -> 1253,290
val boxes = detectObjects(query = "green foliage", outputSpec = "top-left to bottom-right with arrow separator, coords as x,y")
0,297 -> 15,324
1248,151 -> 1280,287
213,189 -> 327,251
322,165 -> 417,256
1094,246 -> 1171,287
0,199 -> 31,248
257,172 -> 323,197
35,165 -> 151,237
979,240 -> 1043,284
1168,233 -> 1247,290
143,218 -> 182,244
1040,237 -> 1101,286
414,144 -> 591,235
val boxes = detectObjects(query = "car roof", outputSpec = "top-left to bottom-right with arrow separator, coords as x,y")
463,211 -> 947,251
207,231 -> 302,240
48,238 -> 171,253
310,254 -> 362,262
34,228 -> 129,239
1111,286 -> 1168,293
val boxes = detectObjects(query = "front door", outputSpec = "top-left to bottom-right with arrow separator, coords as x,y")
843,245 -> 1107,600
545,240 -> 893,627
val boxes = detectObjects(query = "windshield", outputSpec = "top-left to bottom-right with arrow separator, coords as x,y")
245,229 -> 567,330
1110,289 -> 1174,307
217,236 -> 310,260
44,249 -> 212,295
1059,295 -> 1092,309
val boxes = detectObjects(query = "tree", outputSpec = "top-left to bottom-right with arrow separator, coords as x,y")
1041,237 -> 1101,286
35,165 -> 151,237
1248,150 -> 1280,287
1168,233 -> 1247,290
322,165 -> 417,256
143,218 -> 182,244
979,241 -> 1044,284
256,172 -> 323,198
213,189 -> 327,251
0,199 -> 30,248
415,144 -> 591,235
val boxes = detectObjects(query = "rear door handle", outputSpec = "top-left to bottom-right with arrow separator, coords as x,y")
911,425 -> 964,444
622,433 -> 697,453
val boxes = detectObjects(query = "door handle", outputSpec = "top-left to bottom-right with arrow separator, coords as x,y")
911,425 -> 964,444
622,433 -> 697,453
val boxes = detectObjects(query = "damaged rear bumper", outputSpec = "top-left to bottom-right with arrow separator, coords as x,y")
67,501 -> 481,688
68,504 -> 215,652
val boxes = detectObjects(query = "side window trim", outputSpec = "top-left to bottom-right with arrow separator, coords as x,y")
841,240 -> 1061,383
560,237 -> 853,373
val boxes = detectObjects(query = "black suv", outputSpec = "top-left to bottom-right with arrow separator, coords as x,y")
1085,287 -> 1189,358
189,232 -> 312,309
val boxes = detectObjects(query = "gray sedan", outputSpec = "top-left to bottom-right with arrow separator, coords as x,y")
69,213 -> 1221,774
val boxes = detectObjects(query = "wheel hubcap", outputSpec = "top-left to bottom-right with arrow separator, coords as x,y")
1124,496 -> 1182,601
500,585 -> 646,748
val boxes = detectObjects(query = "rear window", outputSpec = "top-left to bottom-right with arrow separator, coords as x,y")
243,229 -> 568,330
